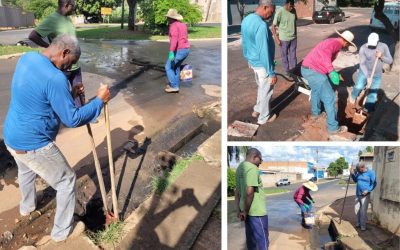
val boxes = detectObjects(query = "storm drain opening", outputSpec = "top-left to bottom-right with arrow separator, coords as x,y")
79,197 -> 107,233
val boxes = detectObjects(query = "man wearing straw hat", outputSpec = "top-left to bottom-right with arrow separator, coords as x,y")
164,9 -> 190,93
293,181 -> 318,228
235,148 -> 269,250
301,30 -> 357,135
351,162 -> 376,231
349,32 -> 392,112
3,34 -> 110,243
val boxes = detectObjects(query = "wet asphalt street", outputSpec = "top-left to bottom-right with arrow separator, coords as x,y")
228,179 -> 356,250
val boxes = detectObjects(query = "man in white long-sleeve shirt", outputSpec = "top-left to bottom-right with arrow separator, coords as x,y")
350,32 -> 393,112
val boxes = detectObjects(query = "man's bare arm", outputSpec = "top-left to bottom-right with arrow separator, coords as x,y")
28,30 -> 49,48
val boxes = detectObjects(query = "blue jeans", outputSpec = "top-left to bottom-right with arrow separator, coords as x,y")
297,202 -> 312,226
301,67 -> 339,132
355,194 -> 370,229
280,38 -> 297,72
165,48 -> 190,89
245,215 -> 269,250
6,142 -> 76,241
351,69 -> 381,112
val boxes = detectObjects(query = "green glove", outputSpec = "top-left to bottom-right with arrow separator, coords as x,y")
311,199 -> 315,204
168,51 -> 175,61
303,204 -> 310,210
329,71 -> 340,85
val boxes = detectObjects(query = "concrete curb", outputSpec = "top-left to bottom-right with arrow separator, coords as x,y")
0,52 -> 24,59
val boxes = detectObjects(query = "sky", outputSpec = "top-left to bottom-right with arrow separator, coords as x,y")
229,146 -> 370,168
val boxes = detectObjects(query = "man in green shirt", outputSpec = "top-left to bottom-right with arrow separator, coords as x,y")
272,0 -> 297,75
29,0 -> 84,107
235,148 -> 269,250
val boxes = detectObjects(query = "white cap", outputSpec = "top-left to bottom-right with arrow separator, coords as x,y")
368,32 -> 379,46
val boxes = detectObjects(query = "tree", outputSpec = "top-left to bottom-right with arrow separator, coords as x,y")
126,0 -> 138,30
227,146 -> 250,168
75,0 -> 121,18
25,0 -> 57,19
366,146 -> 374,153
139,0 -> 202,35
327,157 -> 349,178
373,0 -> 400,72
227,168 -> 236,196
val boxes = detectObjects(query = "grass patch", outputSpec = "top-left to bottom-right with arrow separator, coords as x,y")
263,187 -> 288,195
87,221 -> 125,246
0,46 -> 41,56
76,26 -> 220,40
152,154 -> 204,195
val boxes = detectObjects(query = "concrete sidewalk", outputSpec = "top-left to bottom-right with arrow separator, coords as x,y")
317,195 -> 399,250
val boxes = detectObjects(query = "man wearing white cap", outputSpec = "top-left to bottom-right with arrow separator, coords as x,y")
301,30 -> 356,134
164,9 -> 190,93
349,32 -> 392,112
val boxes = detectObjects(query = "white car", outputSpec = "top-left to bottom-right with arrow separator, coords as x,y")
370,2 -> 400,30
276,178 -> 291,186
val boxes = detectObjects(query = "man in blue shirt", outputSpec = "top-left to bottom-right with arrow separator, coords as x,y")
3,34 -> 110,242
241,0 -> 277,125
351,162 -> 376,231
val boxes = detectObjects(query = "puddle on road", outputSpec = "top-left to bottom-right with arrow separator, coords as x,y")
310,224 -> 334,249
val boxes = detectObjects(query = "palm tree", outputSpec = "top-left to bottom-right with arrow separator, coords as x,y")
227,146 -> 250,168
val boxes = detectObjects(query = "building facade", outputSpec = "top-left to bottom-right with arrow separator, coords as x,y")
371,147 -> 400,236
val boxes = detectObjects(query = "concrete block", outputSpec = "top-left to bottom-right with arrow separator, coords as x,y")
339,236 -> 372,250
197,129 -> 221,166
324,241 -> 338,250
330,219 -> 358,238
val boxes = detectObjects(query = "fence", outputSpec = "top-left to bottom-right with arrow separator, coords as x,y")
0,6 -> 35,28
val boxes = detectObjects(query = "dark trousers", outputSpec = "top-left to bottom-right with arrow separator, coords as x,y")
280,38 -> 297,73
63,67 -> 83,107
245,215 -> 269,250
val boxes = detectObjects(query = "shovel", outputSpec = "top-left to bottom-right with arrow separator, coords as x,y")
79,95 -> 118,226
353,56 -> 379,124
104,102 -> 119,222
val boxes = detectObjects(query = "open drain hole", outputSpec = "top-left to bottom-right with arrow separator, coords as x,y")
79,198 -> 106,232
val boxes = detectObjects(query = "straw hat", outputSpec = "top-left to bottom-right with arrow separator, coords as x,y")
303,181 -> 318,191
166,9 -> 183,21
335,29 -> 357,50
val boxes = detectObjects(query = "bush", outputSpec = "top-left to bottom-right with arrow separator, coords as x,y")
227,168 -> 236,196
139,0 -> 203,35
26,0 -> 57,19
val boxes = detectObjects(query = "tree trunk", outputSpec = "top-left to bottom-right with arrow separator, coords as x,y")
127,0 -> 137,31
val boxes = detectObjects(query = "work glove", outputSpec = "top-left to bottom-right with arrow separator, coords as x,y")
329,71 -> 340,85
303,204 -> 310,210
168,51 -> 175,61
311,199 -> 315,204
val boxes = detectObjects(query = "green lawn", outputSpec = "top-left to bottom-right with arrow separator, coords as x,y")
263,187 -> 288,195
0,46 -> 41,56
152,154 -> 204,195
76,26 -> 221,40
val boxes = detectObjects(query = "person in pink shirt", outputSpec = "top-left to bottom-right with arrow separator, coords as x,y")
164,9 -> 190,93
301,30 -> 356,134
293,181 -> 318,229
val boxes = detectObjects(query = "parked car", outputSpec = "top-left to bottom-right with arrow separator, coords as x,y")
276,178 -> 291,186
370,2 -> 400,31
312,6 -> 346,24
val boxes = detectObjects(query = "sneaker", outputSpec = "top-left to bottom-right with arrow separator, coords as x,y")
252,111 -> 260,118
257,114 -> 277,125
328,125 -> 348,134
355,224 -> 360,228
361,227 -> 366,231
165,86 -> 179,93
